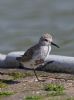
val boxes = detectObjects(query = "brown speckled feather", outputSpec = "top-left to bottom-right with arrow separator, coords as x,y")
16,44 -> 40,62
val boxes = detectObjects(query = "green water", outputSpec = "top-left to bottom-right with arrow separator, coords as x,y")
0,0 -> 74,56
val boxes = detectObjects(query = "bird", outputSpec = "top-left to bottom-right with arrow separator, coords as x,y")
16,33 -> 59,81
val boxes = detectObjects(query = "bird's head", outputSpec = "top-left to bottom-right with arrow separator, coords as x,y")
39,32 -> 59,48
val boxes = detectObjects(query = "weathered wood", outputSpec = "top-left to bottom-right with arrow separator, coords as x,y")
44,55 -> 74,73
0,51 -> 74,74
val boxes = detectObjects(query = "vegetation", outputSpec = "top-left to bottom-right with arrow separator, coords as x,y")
44,83 -> 65,96
0,81 -> 8,88
0,91 -> 14,97
8,72 -> 32,80
66,97 -> 74,100
25,95 -> 42,100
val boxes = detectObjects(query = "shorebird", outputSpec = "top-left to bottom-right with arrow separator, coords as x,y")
16,33 -> 59,81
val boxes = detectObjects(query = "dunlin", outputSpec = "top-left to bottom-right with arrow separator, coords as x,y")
16,33 -> 59,81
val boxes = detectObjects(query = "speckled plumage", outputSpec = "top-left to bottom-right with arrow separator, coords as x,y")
16,33 -> 52,68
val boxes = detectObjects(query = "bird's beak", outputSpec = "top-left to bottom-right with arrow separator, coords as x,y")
51,42 -> 60,48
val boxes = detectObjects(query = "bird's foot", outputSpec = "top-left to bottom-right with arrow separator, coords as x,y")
34,78 -> 46,82
45,60 -> 54,65
41,60 -> 54,69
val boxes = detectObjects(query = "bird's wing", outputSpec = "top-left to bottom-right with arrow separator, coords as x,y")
16,44 -> 39,62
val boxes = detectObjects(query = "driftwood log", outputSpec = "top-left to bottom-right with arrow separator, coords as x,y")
0,51 -> 74,74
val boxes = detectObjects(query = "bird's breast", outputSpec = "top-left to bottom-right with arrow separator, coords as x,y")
40,46 -> 51,59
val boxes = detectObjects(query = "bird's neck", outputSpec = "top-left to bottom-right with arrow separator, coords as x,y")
38,42 -> 51,47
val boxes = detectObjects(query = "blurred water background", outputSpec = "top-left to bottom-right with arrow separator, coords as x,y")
0,0 -> 74,56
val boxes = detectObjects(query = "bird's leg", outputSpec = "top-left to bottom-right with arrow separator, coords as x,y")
33,68 -> 40,81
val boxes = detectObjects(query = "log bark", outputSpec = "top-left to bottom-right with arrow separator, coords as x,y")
0,51 -> 74,74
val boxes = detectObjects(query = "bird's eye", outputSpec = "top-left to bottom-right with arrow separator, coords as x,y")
44,39 -> 48,42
